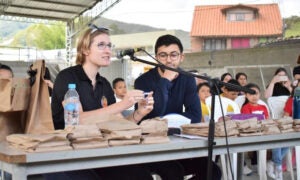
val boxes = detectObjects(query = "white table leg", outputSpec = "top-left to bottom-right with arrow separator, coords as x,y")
296,146 -> 300,180
11,165 -> 27,180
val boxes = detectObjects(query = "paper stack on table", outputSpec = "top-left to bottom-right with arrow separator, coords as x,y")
97,118 -> 141,146
66,125 -> 108,149
6,131 -> 72,152
139,117 -> 170,144
275,117 -> 294,133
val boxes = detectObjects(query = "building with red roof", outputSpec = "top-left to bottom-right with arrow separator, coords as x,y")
190,3 -> 283,52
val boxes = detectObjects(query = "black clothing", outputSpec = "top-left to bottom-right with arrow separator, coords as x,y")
51,65 -> 115,129
180,158 -> 222,180
272,83 -> 290,96
49,65 -> 152,180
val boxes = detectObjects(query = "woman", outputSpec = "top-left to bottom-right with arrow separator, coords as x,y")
51,25 -> 154,129
264,67 -> 292,99
48,24 -> 154,180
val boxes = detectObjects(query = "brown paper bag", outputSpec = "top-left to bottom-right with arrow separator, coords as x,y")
25,60 -> 54,134
0,78 -> 30,112
0,77 -> 30,141
0,111 -> 26,141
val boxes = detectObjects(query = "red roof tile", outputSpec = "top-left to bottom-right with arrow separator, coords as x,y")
190,4 -> 283,37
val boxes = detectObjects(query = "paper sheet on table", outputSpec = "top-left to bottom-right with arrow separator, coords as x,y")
174,134 -> 207,140
162,114 -> 191,128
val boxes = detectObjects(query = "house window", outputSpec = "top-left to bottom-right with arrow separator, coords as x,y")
236,13 -> 245,21
204,39 -> 226,51
226,10 -> 255,21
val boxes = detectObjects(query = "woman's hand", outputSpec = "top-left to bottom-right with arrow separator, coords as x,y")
270,75 -> 281,84
136,91 -> 154,117
44,79 -> 54,89
122,90 -> 145,108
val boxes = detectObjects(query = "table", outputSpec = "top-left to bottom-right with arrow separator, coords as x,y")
0,132 -> 300,180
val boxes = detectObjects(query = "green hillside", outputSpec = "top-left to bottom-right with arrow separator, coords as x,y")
284,16 -> 300,38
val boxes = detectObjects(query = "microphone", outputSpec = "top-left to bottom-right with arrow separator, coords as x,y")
116,48 -> 143,59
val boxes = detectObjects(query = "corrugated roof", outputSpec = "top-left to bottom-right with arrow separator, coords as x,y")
0,0 -> 101,21
190,3 -> 283,37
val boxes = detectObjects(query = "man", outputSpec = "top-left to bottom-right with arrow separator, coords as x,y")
135,34 -> 201,123
135,34 -> 221,180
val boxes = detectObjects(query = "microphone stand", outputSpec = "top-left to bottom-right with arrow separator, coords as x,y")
128,54 -> 255,180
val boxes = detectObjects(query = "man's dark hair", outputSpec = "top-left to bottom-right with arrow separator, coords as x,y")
112,77 -> 125,89
235,72 -> 247,80
154,34 -> 183,54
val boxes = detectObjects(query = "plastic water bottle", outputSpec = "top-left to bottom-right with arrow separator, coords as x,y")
293,87 -> 300,120
64,84 -> 80,126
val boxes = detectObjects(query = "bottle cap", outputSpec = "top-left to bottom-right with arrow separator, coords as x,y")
68,84 -> 76,89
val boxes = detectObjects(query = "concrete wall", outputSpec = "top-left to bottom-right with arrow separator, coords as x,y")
181,43 -> 300,100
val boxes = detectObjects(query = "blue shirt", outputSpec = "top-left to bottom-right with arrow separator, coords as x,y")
134,67 -> 201,123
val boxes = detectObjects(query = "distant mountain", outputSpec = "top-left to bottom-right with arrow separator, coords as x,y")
0,21 -> 31,40
94,17 -> 168,35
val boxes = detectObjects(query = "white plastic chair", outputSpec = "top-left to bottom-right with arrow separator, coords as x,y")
234,95 -> 271,180
267,96 -> 295,180
205,95 -> 240,180
205,96 -> 240,121
235,95 -> 270,115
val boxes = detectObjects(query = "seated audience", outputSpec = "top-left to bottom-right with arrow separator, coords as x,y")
112,77 -> 134,116
264,67 -> 292,99
197,82 -> 211,122
235,72 -> 248,95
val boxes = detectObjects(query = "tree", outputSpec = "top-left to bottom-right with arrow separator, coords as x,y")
10,22 -> 66,49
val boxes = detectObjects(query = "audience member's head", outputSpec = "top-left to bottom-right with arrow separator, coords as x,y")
235,72 -> 248,86
293,66 -> 300,80
274,67 -> 288,76
112,78 -> 127,99
220,72 -> 232,83
197,82 -> 211,102
222,79 -> 240,100
243,83 -> 261,105
0,64 -> 13,78
292,66 -> 300,87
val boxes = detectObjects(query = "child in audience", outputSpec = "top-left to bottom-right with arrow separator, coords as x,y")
197,82 -> 211,122
241,83 -> 269,176
235,72 -> 248,95
112,77 -> 134,116
241,83 -> 269,119
221,79 -> 240,113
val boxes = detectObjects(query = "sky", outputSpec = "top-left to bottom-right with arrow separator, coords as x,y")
103,0 -> 300,32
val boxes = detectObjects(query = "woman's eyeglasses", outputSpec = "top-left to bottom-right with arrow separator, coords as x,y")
96,42 -> 114,51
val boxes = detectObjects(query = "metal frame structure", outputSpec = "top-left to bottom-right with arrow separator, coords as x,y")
0,0 -> 121,64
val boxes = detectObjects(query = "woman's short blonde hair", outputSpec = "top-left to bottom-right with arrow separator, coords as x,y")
76,27 -> 109,65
